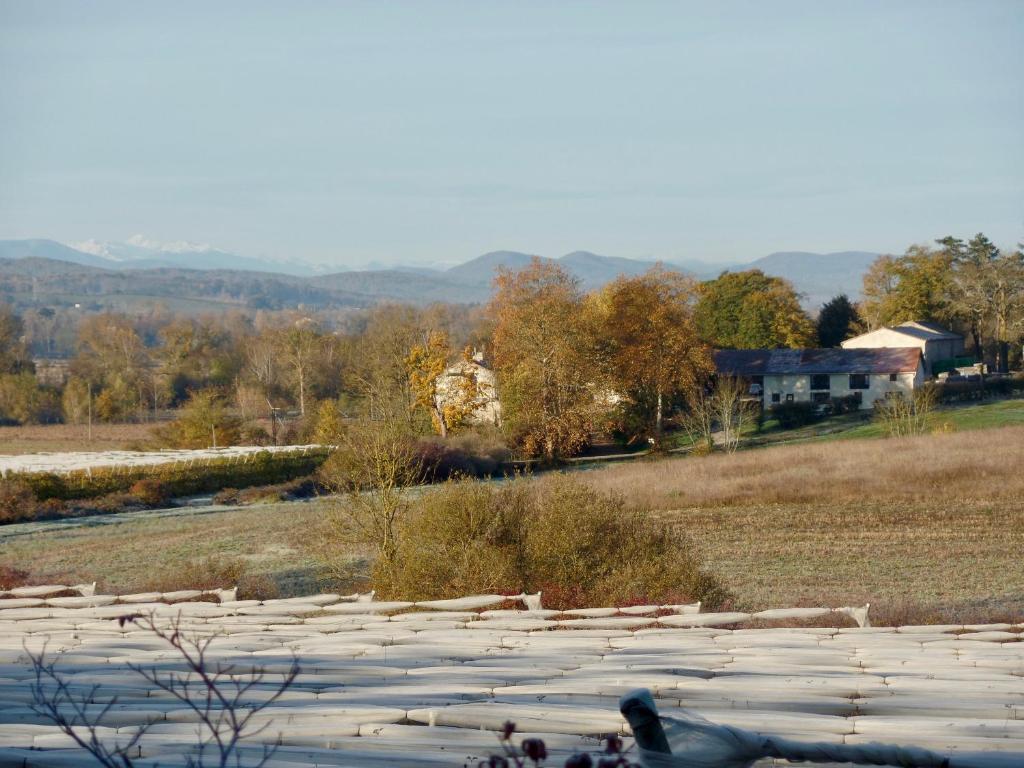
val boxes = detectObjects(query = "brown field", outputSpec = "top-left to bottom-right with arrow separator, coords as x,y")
2,426 -> 1022,623
0,422 -> 156,454
586,425 -> 1024,508
0,501 -> 364,597
582,426 -> 1024,622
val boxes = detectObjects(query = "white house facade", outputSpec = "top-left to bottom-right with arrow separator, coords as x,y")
436,352 -> 502,427
714,347 -> 925,410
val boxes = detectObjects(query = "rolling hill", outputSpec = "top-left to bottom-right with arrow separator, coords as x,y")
0,239 -> 878,311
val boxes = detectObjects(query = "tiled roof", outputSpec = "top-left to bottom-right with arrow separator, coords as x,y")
714,347 -> 922,376
844,322 -> 963,344
895,321 -> 962,340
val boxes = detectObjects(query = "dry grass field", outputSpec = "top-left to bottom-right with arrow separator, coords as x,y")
0,500 -> 365,597
589,424 -> 1024,508
0,422 -> 156,454
585,426 -> 1024,622
1,426 -> 1021,623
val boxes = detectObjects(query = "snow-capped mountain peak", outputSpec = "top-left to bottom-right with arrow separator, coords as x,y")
124,234 -> 215,254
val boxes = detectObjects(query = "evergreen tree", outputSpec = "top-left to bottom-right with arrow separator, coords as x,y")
816,294 -> 861,347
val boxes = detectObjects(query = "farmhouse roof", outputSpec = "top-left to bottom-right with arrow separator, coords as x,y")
714,347 -> 922,376
844,321 -> 962,344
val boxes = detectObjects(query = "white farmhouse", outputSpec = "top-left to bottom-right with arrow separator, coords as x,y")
841,322 -> 964,376
714,347 -> 925,409
436,351 -> 502,427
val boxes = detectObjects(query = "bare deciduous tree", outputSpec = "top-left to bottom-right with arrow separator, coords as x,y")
321,415 -> 425,589
28,613 -> 299,768
682,376 -> 758,454
875,386 -> 937,438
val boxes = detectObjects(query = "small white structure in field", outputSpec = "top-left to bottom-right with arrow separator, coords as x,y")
714,348 -> 924,410
436,350 -> 502,427
841,321 -> 964,376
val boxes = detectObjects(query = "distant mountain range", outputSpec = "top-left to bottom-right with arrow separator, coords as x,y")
0,238 -> 879,312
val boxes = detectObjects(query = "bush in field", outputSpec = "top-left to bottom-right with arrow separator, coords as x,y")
417,430 -> 511,480
138,556 -> 277,600
383,475 -> 730,610
153,389 -> 243,448
128,478 -> 171,506
0,564 -> 31,589
0,480 -> 38,523
383,480 -> 526,599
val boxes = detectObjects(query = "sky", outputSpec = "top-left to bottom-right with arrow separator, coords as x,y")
1,1 -> 1022,269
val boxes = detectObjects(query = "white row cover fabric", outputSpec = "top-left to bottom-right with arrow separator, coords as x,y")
0,445 -> 324,476
0,591 -> 1021,766
623,689 -> 1017,768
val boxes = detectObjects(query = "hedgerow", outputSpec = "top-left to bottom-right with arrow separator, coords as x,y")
6,448 -> 331,502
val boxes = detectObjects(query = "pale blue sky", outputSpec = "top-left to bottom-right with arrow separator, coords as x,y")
1,1 -> 1021,268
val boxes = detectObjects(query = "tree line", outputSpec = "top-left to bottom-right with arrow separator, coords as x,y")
2,232 -> 1021,458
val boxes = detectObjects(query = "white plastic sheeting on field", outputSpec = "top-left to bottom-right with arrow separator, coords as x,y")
0,590 -> 1021,767
0,445 -> 324,477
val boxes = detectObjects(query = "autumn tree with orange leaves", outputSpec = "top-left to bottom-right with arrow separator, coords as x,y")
406,330 -> 481,437
589,268 -> 713,447
489,259 -> 597,462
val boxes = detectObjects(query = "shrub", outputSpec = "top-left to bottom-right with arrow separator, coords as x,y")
239,423 -> 272,446
213,488 -> 240,505
128,478 -> 171,507
0,480 -> 39,523
234,476 -> 319,504
15,448 -> 330,502
138,556 -> 248,594
830,394 -> 862,414
0,564 -> 31,588
152,389 -> 243,448
770,401 -> 818,429
417,430 -> 511,481
874,386 -> 936,438
382,480 -> 526,599
382,475 -> 730,610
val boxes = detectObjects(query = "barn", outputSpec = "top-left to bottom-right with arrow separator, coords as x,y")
841,321 -> 965,376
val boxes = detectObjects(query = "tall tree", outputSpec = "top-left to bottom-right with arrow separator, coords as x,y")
71,314 -> 149,421
694,270 -> 815,349
589,268 -> 713,446
816,294 -> 861,348
987,241 -> 1024,373
274,318 -> 323,416
346,305 -> 426,424
860,246 -> 954,329
0,305 -> 32,374
490,259 -> 596,461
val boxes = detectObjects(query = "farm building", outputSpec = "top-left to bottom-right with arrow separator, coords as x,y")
714,347 -> 925,409
436,350 -> 502,427
841,321 -> 965,376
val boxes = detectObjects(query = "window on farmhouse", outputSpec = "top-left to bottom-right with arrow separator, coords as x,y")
771,393 -> 780,404
785,393 -> 794,402
812,391 -> 830,404
889,373 -> 898,382
810,374 -> 830,390
849,373 -> 870,390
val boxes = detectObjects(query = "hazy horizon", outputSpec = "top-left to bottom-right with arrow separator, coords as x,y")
1,1 -> 1021,268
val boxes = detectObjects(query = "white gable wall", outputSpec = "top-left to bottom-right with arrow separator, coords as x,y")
841,329 -> 963,375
